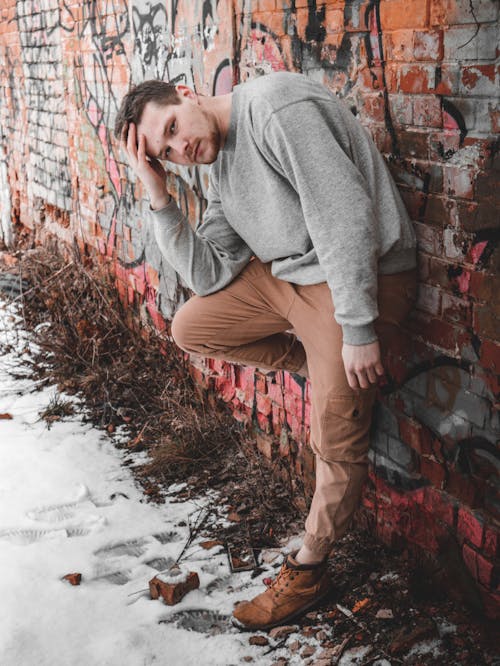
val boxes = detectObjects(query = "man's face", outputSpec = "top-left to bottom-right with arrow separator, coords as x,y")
137,87 -> 222,166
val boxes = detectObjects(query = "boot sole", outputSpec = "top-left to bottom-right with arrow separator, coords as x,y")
230,584 -> 333,632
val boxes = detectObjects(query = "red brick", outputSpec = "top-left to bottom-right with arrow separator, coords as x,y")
480,339 -> 500,373
399,65 -> 437,94
214,377 -> 236,402
284,372 -> 305,397
461,64 -> 496,95
413,29 -> 443,61
428,129 -> 461,160
255,431 -> 275,459
443,165 -> 475,200
395,130 -> 430,159
256,392 -> 272,416
255,374 -> 267,394
423,194 -> 455,226
477,552 -> 496,588
362,93 -> 386,123
462,542 -> 478,578
62,573 -> 82,585
409,311 -> 459,352
257,411 -> 272,433
384,29 -> 414,61
324,6 -> 344,32
424,486 -> 456,526
474,303 -> 500,341
267,383 -> 284,407
256,0 -> 275,10
479,587 -> 500,621
484,527 -> 500,559
445,469 -> 482,507
398,417 -> 432,454
413,95 -> 442,127
420,455 -> 446,488
149,570 -> 199,605
402,190 -> 429,221
441,293 -> 472,326
457,508 -> 484,548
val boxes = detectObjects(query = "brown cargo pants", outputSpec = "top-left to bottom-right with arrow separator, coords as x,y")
171,259 -> 417,557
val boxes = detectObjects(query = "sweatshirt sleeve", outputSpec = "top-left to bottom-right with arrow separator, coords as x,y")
149,167 -> 253,296
263,100 -> 380,345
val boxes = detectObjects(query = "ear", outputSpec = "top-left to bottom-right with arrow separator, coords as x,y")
175,85 -> 197,101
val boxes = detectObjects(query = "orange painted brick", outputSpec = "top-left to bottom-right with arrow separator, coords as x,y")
257,0 -> 276,11
399,65 -> 437,94
379,0 -> 429,29
384,29 -> 414,61
325,7 -> 344,32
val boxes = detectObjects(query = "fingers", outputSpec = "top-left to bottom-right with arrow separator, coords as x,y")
127,121 -> 137,160
345,363 -> 384,390
137,130 -> 146,164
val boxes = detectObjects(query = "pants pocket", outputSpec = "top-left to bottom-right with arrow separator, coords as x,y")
313,390 -> 375,464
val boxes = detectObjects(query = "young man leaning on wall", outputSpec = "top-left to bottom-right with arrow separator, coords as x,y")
114,71 -> 417,631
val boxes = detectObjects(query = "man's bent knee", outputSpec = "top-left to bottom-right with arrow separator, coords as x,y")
171,296 -> 207,353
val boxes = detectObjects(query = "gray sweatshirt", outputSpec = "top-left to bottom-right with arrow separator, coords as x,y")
151,72 -> 416,345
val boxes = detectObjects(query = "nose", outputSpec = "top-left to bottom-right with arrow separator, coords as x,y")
171,135 -> 190,159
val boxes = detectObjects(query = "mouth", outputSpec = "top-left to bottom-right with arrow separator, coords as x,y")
193,141 -> 200,162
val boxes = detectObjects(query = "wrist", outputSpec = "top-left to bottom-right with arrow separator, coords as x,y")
150,193 -> 171,210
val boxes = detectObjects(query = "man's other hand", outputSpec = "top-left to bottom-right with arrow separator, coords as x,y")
120,121 -> 171,210
342,340 -> 384,390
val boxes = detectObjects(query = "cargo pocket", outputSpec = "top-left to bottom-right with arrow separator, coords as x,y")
313,390 -> 375,464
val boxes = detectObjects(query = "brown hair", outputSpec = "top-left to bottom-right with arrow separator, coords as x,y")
114,80 -> 181,139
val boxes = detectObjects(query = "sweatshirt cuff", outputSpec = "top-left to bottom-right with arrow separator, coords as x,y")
148,199 -> 177,216
342,323 -> 378,346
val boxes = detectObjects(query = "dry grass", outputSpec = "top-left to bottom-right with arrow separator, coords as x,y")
0,242 -> 302,549
0,244 -> 241,487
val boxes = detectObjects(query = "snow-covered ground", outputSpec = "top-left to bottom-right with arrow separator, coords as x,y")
0,300 -> 303,666
0,299 -> 459,666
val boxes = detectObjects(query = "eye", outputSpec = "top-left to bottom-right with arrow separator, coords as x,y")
169,121 -> 176,134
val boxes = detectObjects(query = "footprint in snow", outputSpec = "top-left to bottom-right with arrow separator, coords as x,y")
0,486 -> 106,545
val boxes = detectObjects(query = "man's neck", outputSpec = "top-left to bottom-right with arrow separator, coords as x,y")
200,92 -> 233,148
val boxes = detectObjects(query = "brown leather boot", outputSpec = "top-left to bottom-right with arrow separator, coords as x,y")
231,552 -> 332,631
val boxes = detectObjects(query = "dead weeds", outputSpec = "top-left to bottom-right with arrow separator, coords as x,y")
1,244 -> 498,664
0,243 -> 301,553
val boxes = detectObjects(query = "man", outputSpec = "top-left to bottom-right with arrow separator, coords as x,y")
115,72 -> 417,631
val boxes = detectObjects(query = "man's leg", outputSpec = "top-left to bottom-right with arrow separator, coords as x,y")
232,269 -> 416,630
171,258 -> 306,374
292,269 -> 417,563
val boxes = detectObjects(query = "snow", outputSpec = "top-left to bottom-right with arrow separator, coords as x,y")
0,301 -> 293,666
156,565 -> 190,584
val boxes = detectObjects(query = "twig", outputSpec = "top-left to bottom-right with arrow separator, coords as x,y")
331,631 -> 355,665
15,261 -> 74,303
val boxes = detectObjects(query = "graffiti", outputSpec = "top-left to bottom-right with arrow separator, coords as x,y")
131,2 -> 169,82
0,145 -> 12,248
16,0 -> 72,211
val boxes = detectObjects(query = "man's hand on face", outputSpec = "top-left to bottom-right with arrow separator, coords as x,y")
342,340 -> 384,390
120,121 -> 171,210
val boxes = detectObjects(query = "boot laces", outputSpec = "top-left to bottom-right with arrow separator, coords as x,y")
267,563 -> 295,593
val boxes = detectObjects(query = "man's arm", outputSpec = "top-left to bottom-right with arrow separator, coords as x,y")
263,101 -> 384,389
122,123 -> 252,295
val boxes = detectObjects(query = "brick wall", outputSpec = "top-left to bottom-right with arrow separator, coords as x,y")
0,0 -> 498,616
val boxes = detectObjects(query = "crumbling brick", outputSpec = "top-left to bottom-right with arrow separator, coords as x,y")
149,569 -> 200,605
